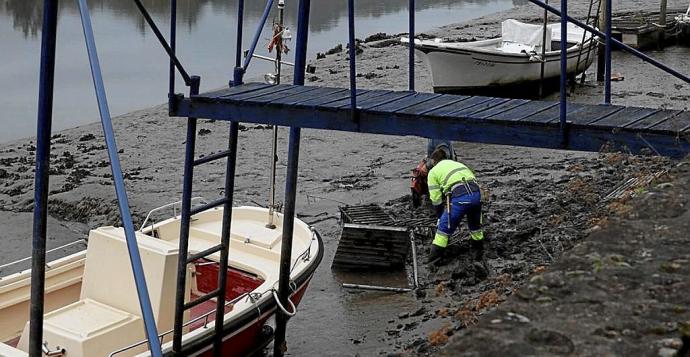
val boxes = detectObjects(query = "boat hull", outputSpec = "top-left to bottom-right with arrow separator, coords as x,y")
415,40 -> 597,95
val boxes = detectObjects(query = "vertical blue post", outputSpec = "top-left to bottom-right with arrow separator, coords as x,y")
348,0 -> 357,121
169,0 -> 177,97
76,0 -> 162,354
409,0 -> 415,91
604,0 -> 612,104
559,0 -> 568,146
29,0 -> 58,355
172,78 -> 199,354
232,0 -> 245,85
274,0 -> 309,355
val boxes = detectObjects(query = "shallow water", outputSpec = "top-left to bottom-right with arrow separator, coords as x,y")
0,0 -> 516,144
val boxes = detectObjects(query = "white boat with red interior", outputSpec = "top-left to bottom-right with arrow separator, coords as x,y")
0,205 -> 322,356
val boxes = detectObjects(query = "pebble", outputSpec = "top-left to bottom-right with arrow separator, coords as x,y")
658,347 -> 677,357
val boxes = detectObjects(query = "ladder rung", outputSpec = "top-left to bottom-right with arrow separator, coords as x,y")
184,288 -> 222,310
186,244 -> 224,264
190,198 -> 231,216
193,150 -> 231,166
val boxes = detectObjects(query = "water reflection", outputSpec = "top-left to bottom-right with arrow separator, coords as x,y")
3,0 -> 524,39
0,0 -> 516,143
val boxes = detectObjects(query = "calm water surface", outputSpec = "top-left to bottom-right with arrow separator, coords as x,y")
1,0 -> 516,143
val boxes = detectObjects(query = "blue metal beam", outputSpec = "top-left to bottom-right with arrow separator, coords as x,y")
604,0 -> 612,104
132,0 -> 191,86
77,1 -> 162,355
559,0 -> 568,146
241,0 -> 275,72
409,0 -> 415,91
233,0 -> 245,85
348,0 -> 358,122
29,0 -> 58,354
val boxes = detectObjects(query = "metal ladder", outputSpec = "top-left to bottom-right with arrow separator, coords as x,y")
171,76 -> 238,356
574,0 -> 603,86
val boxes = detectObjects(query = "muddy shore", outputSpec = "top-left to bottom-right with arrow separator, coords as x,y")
1,0 -> 689,355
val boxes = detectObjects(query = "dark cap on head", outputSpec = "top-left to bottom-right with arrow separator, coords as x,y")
430,148 -> 448,165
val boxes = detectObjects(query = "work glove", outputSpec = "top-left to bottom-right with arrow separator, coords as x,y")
411,188 -> 421,208
434,204 -> 445,218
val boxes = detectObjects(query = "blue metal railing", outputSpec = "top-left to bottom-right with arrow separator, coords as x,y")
76,0 -> 163,355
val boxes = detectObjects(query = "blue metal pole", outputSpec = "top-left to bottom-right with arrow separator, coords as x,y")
172,77 -> 199,355
132,0 -> 191,86
273,0 -> 310,355
348,0 -> 357,121
409,0 -> 415,91
169,0 -> 177,97
76,1 -> 162,355
242,0 -> 275,71
604,0 -> 612,104
233,0 -> 245,85
525,0 -> 690,84
29,0 -> 58,355
559,0 -> 567,146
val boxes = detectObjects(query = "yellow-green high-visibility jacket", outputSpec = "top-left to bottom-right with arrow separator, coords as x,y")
427,159 -> 476,206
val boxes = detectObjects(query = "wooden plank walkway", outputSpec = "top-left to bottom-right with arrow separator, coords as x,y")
171,83 -> 690,158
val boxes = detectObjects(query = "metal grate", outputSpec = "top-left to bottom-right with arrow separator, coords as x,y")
339,204 -> 396,226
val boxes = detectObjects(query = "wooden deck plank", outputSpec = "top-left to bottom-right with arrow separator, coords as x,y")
368,92 -> 440,112
300,88 -> 368,107
288,88 -> 350,106
549,105 -> 624,124
395,95 -> 469,115
242,85 -> 322,104
425,96 -> 494,117
589,107 -> 660,127
474,99 -> 531,119
489,101 -> 559,121
213,83 -> 274,99
324,90 -> 390,109
195,83 -> 272,102
650,111 -> 690,133
521,103 -> 587,123
452,98 -> 512,117
274,87 -> 348,106
625,110 -> 682,129
225,84 -> 294,101
357,91 -> 417,110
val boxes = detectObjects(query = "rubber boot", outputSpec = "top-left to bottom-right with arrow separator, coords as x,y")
427,244 -> 445,265
470,239 -> 484,262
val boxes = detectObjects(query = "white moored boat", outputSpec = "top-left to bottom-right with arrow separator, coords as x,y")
0,205 -> 322,357
402,19 -> 597,94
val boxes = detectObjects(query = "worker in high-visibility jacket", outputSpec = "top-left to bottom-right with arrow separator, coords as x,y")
426,148 -> 484,264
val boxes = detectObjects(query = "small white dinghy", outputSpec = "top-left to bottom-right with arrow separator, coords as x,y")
0,205 -> 322,357
402,19 -> 597,94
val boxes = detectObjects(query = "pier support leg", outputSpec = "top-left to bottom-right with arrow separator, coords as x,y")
597,0 -> 607,82
273,0 -> 310,356
30,0 -> 59,355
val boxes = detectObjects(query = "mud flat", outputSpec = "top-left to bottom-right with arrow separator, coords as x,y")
0,0 -> 689,355
440,161 -> 690,356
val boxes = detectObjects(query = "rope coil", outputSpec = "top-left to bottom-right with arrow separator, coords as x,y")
272,289 -> 297,317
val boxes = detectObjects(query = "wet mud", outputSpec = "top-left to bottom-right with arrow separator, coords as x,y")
1,0 -> 689,355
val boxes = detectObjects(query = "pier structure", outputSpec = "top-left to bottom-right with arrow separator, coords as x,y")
27,0 -> 690,357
